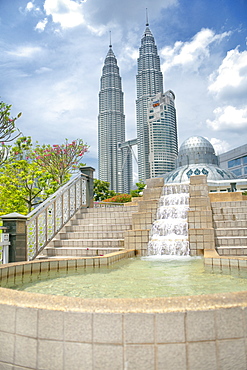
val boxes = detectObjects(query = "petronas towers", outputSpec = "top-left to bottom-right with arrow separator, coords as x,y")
98,43 -> 132,193
98,19 -> 178,190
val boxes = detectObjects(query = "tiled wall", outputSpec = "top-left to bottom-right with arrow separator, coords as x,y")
205,255 -> 247,271
188,175 -> 216,256
0,250 -> 135,283
124,178 -> 164,256
1,289 -> 247,369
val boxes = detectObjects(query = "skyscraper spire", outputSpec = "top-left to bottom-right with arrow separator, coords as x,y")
109,30 -> 112,48
146,8 -> 149,26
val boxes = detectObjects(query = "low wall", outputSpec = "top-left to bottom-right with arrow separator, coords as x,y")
1,257 -> 247,369
209,192 -> 244,202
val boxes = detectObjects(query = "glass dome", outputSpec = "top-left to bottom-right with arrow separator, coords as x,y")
176,136 -> 219,167
163,136 -> 235,183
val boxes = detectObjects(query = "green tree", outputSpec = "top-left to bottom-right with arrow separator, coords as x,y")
93,179 -> 116,201
0,137 -> 89,215
0,100 -> 21,165
34,139 -> 89,185
130,181 -> 146,197
0,137 -> 59,215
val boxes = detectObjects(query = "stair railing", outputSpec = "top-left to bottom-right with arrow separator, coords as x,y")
26,167 -> 94,260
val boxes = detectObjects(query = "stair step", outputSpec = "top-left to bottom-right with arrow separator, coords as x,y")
211,201 -> 247,208
213,221 -> 247,228
52,239 -> 124,248
40,247 -> 124,257
212,214 -> 247,221
71,218 -> 132,226
215,228 -> 247,237
76,213 -> 133,217
215,236 -> 247,247
216,246 -> 247,256
65,224 -> 131,232
59,231 -> 125,240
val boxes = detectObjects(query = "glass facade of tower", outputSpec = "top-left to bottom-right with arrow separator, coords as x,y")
136,24 -> 164,181
148,91 -> 178,178
98,46 -> 132,193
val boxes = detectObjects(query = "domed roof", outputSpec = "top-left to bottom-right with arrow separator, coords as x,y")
164,164 -> 235,183
179,136 -> 215,155
162,135 -> 235,183
176,136 -> 219,167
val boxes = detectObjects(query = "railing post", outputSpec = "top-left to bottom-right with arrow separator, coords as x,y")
1,212 -> 27,262
80,166 -> 95,208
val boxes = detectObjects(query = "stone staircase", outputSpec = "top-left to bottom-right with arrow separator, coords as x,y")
37,204 -> 137,259
211,200 -> 247,256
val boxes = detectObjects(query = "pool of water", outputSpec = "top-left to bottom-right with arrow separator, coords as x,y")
4,256 -> 247,299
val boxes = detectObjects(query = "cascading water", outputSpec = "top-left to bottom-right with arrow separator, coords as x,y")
147,184 -> 190,256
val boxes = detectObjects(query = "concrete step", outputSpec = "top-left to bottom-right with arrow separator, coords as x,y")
70,217 -> 132,226
40,247 -> 124,258
216,246 -> 247,256
52,238 -> 124,248
212,213 -> 247,222
65,224 -> 131,233
85,206 -> 137,215
75,211 -> 135,219
215,236 -> 247,247
213,220 -> 247,229
212,207 -> 247,215
211,201 -> 247,209
215,228 -> 247,237
58,231 -> 125,240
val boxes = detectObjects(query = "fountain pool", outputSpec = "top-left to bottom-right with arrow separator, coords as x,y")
4,256 -> 247,299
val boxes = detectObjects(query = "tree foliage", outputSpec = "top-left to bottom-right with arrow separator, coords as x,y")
0,137 -> 58,214
130,181 -> 146,197
93,179 -> 116,201
0,100 -> 21,165
0,137 -> 89,215
102,194 -> 132,203
34,139 -> 89,185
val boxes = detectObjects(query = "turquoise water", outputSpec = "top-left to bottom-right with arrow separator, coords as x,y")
4,256 -> 247,299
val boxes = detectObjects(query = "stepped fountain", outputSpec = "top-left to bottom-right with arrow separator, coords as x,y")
148,183 -> 190,256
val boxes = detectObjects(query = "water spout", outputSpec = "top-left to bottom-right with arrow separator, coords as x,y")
147,184 -> 190,256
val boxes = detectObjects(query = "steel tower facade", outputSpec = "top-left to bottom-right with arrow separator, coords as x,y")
148,91 -> 178,178
136,22 -> 164,181
98,45 -> 131,193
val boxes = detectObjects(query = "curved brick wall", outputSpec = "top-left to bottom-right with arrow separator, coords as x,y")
1,259 -> 247,370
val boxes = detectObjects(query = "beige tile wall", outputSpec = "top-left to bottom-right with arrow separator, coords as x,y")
1,301 -> 247,369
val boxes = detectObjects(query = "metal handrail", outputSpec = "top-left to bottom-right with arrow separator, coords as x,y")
26,172 -> 88,260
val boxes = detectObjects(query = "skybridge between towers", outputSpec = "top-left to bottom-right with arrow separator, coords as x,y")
118,138 -> 138,167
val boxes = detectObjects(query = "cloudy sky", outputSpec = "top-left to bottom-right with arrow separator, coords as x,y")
1,0 -> 247,178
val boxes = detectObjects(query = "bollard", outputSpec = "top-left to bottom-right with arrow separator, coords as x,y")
79,166 -> 95,208
1,213 -> 27,262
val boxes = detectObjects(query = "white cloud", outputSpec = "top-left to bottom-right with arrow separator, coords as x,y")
208,47 -> 247,100
207,105 -> 247,131
35,66 -> 52,74
7,45 -> 43,58
43,0 -> 85,29
87,24 -> 108,36
209,137 -> 231,155
26,2 -> 34,11
161,28 -> 230,72
35,18 -> 48,32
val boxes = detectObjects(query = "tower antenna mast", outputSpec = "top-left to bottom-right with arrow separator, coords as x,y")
109,30 -> 112,47
146,8 -> 149,26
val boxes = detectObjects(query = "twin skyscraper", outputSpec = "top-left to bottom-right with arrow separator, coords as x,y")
98,20 -> 178,193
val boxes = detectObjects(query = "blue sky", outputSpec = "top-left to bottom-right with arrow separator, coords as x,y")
0,0 -> 247,178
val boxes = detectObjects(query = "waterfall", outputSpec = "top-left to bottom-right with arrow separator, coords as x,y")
147,184 -> 190,256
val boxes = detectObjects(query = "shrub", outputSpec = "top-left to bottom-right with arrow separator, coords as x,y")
102,193 -> 132,203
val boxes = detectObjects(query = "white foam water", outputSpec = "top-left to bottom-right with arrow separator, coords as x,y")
147,184 -> 190,256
